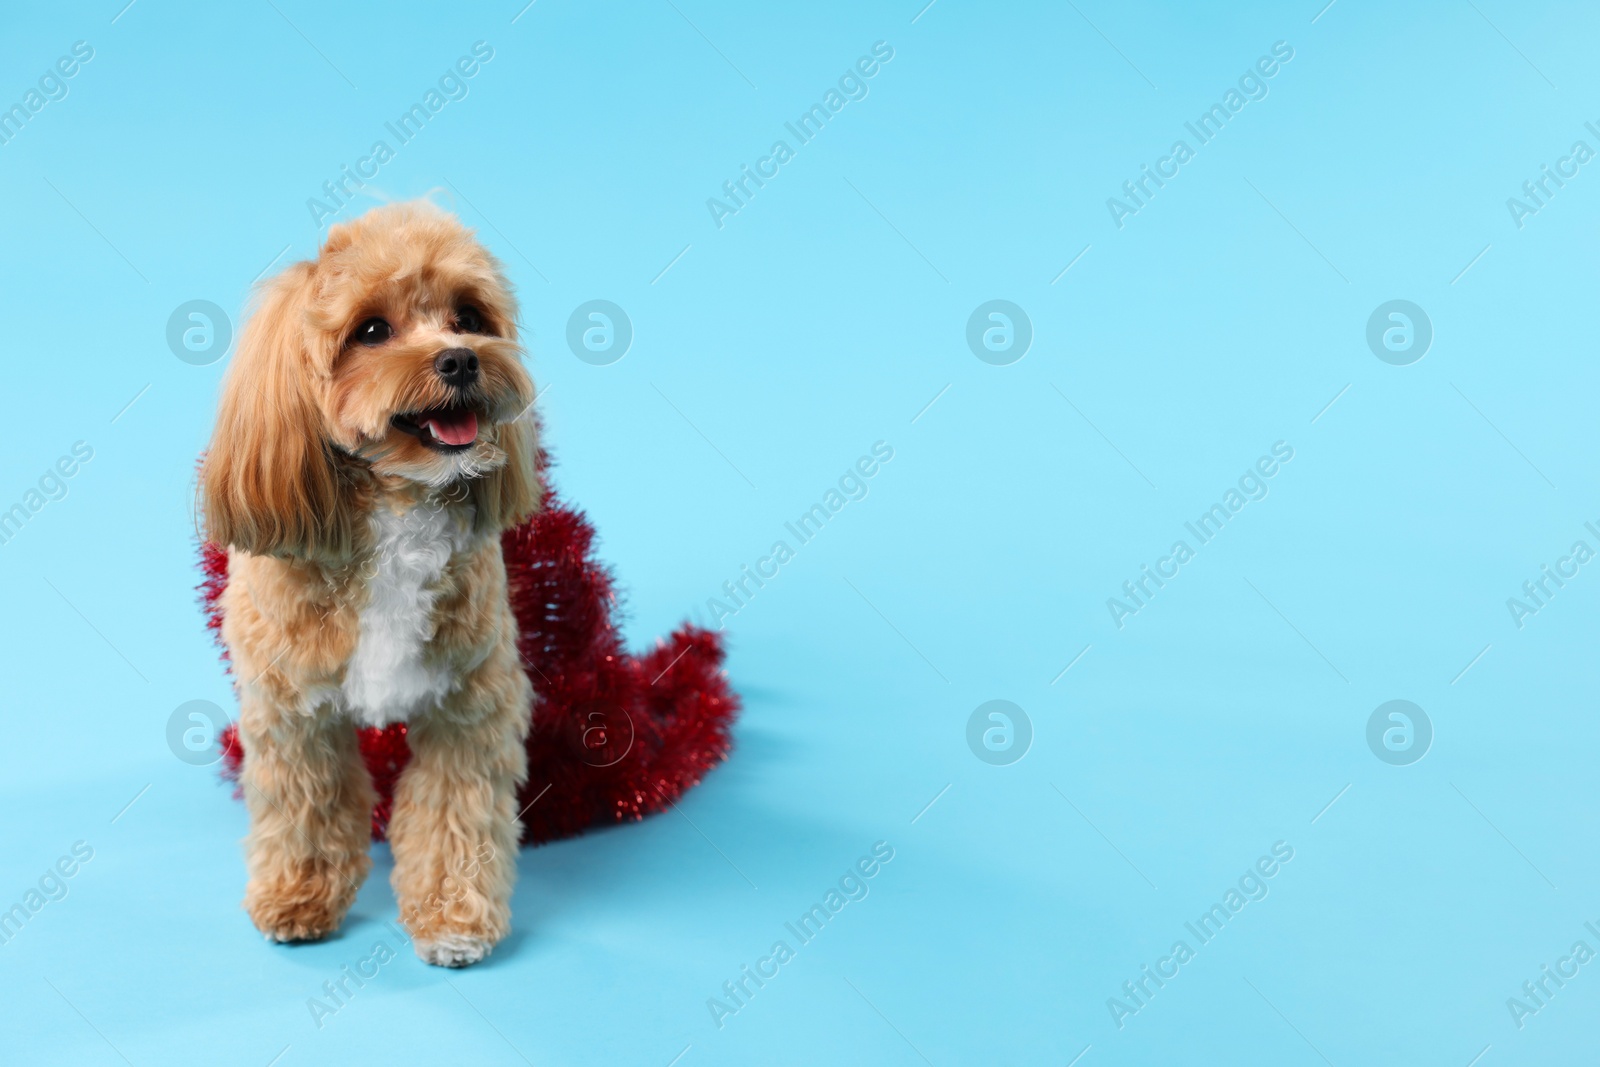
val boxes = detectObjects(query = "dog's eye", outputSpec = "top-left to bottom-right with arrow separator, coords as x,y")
353,318 -> 392,346
453,306 -> 487,335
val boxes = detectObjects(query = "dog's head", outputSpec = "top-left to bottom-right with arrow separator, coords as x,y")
202,201 -> 539,558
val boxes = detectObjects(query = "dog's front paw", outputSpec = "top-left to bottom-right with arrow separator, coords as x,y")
248,895 -> 344,943
245,869 -> 360,943
414,932 -> 495,968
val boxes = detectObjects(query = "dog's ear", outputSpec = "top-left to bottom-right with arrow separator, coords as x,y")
202,261 -> 358,559
469,411 -> 541,534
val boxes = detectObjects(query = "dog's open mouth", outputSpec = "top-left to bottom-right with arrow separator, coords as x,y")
391,405 -> 480,451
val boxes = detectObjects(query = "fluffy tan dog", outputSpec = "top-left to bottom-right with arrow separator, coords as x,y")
202,201 -> 539,967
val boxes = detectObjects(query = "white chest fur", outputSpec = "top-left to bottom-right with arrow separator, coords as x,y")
340,503 -> 476,727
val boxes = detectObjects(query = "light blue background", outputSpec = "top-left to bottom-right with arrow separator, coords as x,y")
2,1 -> 1597,1064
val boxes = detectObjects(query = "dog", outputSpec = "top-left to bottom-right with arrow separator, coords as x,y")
202,200 -> 539,967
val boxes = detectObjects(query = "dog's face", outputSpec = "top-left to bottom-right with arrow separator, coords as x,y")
313,208 -> 533,487
203,202 -> 540,559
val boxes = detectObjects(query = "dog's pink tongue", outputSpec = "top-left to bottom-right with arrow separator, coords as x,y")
425,410 -> 478,446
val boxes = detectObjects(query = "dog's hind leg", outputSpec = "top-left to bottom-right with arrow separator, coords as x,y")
388,641 -> 531,967
238,698 -> 375,943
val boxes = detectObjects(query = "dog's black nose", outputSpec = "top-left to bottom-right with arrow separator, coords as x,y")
434,347 -> 480,389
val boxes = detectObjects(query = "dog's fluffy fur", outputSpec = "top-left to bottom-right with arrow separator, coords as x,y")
202,201 -> 539,967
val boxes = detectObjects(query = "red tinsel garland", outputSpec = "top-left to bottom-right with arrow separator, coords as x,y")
200,474 -> 738,845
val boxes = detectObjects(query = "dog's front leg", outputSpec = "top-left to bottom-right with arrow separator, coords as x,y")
389,647 -> 530,967
239,697 -> 376,942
